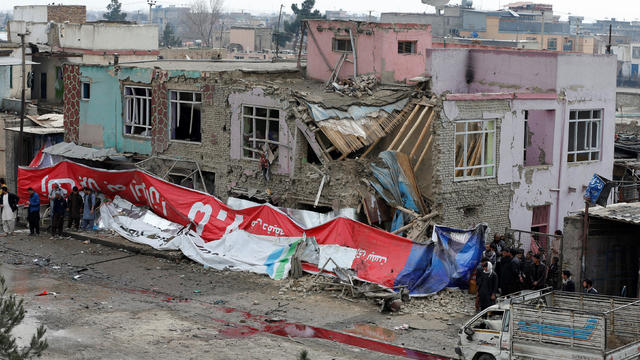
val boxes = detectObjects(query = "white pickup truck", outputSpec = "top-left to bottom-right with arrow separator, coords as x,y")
455,289 -> 640,360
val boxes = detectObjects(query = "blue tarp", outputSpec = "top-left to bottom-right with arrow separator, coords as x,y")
395,223 -> 487,296
369,151 -> 422,233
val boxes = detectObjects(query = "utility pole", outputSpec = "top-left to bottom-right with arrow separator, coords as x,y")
18,33 -> 26,169
275,4 -> 284,61
540,10 -> 545,50
219,22 -> 224,50
147,0 -> 157,23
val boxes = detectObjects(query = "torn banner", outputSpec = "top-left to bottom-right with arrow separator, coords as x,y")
19,161 -> 484,294
99,197 -> 307,280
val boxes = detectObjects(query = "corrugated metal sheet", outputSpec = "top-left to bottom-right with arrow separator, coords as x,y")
5,126 -> 64,135
43,142 -> 119,161
587,202 -> 640,225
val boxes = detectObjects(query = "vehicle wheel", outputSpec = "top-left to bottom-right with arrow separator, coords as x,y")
477,354 -> 495,360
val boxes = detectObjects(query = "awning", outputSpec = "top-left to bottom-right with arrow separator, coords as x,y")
5,126 -> 63,135
0,58 -> 39,66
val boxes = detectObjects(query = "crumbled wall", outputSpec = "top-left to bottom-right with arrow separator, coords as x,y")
63,64 -> 80,143
431,99 -> 512,236
47,5 -> 86,24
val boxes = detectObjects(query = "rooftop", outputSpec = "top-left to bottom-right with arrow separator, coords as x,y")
587,202 -> 640,225
119,60 -> 301,73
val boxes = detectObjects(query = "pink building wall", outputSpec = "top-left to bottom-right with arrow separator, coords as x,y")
306,20 -> 432,84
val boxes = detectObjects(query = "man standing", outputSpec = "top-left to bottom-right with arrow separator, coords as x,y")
67,186 -> 83,230
583,279 -> 598,294
547,256 -> 560,289
477,258 -> 499,311
531,254 -> 547,290
0,186 -> 18,236
51,192 -> 67,237
499,249 -> 519,295
483,243 -> 497,266
48,182 -> 66,226
81,188 -> 96,231
561,270 -> 576,292
26,187 -> 40,236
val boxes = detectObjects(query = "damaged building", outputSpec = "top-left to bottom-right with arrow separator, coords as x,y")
62,20 -> 617,249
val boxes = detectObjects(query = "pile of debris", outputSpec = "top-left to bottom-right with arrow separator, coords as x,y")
330,74 -> 378,97
403,288 -> 476,317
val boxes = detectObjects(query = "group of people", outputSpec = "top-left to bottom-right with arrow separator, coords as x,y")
25,183 -> 99,238
475,233 -> 598,311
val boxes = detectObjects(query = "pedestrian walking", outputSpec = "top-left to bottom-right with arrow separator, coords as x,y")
477,258 -> 499,311
0,186 -> 19,236
67,186 -> 83,230
583,279 -> 598,295
51,192 -> 67,237
81,188 -> 96,231
26,187 -> 40,236
561,270 -> 575,292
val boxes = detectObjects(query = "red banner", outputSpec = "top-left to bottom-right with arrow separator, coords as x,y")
18,161 -> 415,287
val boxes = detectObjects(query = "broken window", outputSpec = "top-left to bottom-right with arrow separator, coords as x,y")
332,38 -> 353,52
398,41 -> 417,54
547,38 -> 557,50
242,105 -> 280,159
124,86 -> 152,137
524,109 -> 555,166
81,81 -> 90,100
567,109 -> 601,163
170,90 -> 202,142
454,119 -> 496,180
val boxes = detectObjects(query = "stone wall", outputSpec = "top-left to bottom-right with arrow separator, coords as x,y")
430,99 -> 512,236
63,64 -> 80,143
47,5 -> 86,24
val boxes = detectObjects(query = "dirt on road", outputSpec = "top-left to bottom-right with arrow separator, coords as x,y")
0,230 -> 471,359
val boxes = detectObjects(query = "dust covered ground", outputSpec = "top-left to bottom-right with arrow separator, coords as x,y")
0,230 -> 473,359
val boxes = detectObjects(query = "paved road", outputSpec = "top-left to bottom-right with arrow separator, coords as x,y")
0,231 -> 459,359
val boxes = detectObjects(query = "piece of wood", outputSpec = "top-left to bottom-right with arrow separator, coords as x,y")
395,152 -> 428,214
395,206 -> 420,218
357,189 -> 373,225
456,137 -> 476,177
387,103 -> 422,151
409,109 -> 437,159
361,137 -> 382,159
314,175 -> 327,207
296,118 -> 330,164
468,136 -> 483,176
414,135 -> 433,172
391,211 -> 438,235
397,105 -> 429,154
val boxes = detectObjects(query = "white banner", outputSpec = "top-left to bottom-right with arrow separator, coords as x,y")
98,196 -> 310,280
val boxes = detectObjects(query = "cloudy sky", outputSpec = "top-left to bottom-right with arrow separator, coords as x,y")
1,0 -> 637,22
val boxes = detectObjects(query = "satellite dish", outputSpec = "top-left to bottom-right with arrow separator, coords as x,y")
421,0 -> 451,6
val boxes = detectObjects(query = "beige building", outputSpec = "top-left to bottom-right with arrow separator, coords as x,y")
229,26 -> 273,53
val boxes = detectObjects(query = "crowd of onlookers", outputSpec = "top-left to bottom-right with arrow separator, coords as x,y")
0,179 -> 102,239
475,233 -> 598,311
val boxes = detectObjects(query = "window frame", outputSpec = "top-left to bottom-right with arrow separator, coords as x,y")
123,85 -> 152,138
169,90 -> 202,143
567,109 -> 602,163
398,40 -> 417,54
454,119 -> 497,181
241,104 -> 281,160
332,38 -> 353,53
632,47 -> 640,59
81,81 -> 91,100
547,38 -> 557,50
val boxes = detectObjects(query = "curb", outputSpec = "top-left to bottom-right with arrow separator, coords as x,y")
63,231 -> 185,262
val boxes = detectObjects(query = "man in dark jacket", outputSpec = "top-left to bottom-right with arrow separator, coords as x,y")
477,258 -> 499,311
26,187 -> 40,236
67,186 -> 83,230
531,254 -> 547,289
499,249 -> 520,295
547,256 -> 560,289
51,192 -> 67,237
561,270 -> 576,292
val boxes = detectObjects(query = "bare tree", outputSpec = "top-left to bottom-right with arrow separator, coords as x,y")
182,0 -> 223,47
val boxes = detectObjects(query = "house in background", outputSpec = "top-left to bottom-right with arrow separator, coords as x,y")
7,4 -> 158,108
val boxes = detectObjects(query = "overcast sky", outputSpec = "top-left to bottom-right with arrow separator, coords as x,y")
1,0 -> 637,22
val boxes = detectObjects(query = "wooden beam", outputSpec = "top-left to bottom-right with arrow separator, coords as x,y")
357,189 -> 372,225
391,212 -> 438,235
360,137 -> 382,159
414,135 -> 433,172
296,118 -> 330,164
409,108 -> 437,159
387,103 -> 422,151
305,22 -> 333,72
397,105 -> 429,154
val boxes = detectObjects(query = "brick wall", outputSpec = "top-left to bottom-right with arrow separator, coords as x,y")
431,99 -> 512,236
151,70 -> 170,154
47,5 -> 86,23
63,64 -> 80,143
